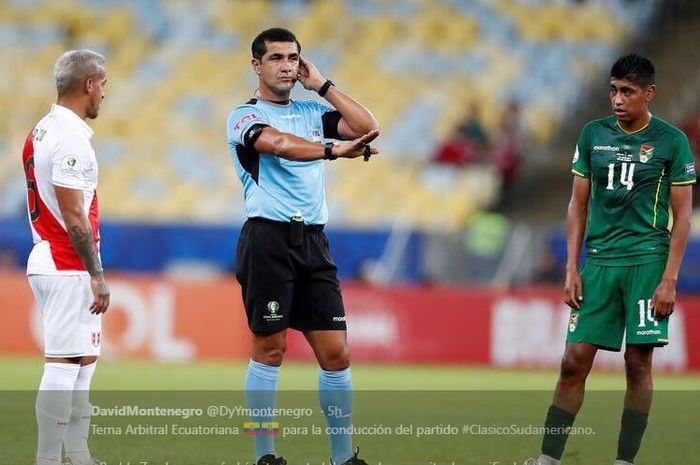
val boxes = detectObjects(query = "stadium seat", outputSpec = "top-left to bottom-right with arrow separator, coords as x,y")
0,0 -> 642,228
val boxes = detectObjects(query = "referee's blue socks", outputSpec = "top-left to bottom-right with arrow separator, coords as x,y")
245,359 -> 280,461
319,367 -> 353,464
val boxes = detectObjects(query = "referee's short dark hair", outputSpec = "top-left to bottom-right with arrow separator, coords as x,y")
252,28 -> 301,60
610,54 -> 655,88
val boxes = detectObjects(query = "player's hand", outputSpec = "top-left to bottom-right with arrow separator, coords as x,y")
651,277 -> 676,320
297,56 -> 325,92
332,129 -> 380,159
564,269 -> 583,309
90,275 -> 110,315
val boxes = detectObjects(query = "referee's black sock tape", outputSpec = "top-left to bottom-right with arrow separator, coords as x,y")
617,408 -> 649,463
541,404 -> 576,460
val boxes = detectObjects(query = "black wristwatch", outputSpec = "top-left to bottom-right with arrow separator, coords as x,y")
324,142 -> 337,160
318,79 -> 335,97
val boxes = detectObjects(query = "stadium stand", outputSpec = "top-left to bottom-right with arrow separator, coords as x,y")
0,0 -> 660,230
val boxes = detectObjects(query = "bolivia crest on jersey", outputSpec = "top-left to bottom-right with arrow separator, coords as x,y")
639,144 -> 654,163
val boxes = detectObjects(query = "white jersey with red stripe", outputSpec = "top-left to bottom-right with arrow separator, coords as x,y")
23,103 -> 100,276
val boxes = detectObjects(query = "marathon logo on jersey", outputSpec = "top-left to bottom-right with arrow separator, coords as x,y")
638,144 -> 654,163
593,145 -> 619,151
60,155 -> 81,177
233,113 -> 260,131
91,331 -> 101,347
263,301 -> 283,322
686,163 -> 696,175
568,313 -> 579,332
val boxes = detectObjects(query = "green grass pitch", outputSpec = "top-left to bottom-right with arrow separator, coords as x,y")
2,356 -> 698,464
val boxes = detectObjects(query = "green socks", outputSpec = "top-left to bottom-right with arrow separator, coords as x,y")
617,409 -> 648,463
541,405 -> 576,460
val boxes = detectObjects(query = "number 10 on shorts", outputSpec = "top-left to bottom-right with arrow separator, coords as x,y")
638,299 -> 658,328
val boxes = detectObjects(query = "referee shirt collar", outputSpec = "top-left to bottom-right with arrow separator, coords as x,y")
50,103 -> 95,139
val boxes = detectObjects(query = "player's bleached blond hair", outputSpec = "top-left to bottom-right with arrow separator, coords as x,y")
53,49 -> 106,96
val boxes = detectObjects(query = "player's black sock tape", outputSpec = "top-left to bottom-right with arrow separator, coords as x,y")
617,408 -> 649,463
541,404 -> 576,460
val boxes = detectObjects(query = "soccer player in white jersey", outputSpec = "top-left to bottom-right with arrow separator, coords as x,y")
23,50 -> 110,465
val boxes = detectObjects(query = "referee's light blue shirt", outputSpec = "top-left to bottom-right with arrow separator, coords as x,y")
227,98 -> 333,225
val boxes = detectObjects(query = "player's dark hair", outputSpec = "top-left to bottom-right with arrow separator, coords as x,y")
610,54 -> 655,88
252,28 -> 301,60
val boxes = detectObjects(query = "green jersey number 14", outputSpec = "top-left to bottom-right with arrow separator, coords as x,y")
606,162 -> 635,190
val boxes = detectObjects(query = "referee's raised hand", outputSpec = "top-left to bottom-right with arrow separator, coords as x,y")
330,129 -> 380,159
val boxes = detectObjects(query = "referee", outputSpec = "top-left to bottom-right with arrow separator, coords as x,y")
226,28 -> 379,465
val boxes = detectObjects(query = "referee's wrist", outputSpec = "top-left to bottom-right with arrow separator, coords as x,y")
318,79 -> 334,97
324,141 -> 338,160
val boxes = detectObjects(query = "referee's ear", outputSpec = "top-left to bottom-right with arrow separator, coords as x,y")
252,59 -> 261,75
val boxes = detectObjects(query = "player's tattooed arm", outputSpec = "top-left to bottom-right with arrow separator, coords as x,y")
66,221 -> 102,275
55,185 -> 110,314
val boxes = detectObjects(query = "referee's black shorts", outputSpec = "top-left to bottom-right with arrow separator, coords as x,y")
235,217 -> 347,334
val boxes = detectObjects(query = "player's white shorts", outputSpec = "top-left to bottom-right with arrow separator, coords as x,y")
29,274 -> 102,357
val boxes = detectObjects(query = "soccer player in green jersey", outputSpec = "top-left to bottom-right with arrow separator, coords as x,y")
525,55 -> 696,465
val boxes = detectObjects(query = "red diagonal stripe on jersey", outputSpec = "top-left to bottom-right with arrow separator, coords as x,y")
23,130 -> 95,271
89,189 -> 100,245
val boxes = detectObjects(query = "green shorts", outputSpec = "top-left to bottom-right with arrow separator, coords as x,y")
566,261 -> 669,351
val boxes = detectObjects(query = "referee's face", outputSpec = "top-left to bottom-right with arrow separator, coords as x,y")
254,41 -> 300,99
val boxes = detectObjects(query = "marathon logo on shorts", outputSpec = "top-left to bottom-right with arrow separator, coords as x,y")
263,301 -> 283,322
332,316 -> 346,322
636,329 -> 661,336
91,331 -> 101,347
568,313 -> 579,332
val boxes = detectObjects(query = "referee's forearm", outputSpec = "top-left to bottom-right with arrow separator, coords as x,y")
323,86 -> 379,134
255,129 -> 325,162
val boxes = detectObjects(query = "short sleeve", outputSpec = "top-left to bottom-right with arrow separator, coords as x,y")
227,105 -> 270,147
322,111 -> 342,140
669,132 -> 697,185
571,123 -> 591,178
51,133 -> 96,190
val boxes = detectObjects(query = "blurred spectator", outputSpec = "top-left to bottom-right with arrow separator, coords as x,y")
433,102 -> 489,167
458,102 -> 489,153
432,129 -> 477,166
491,101 -> 523,206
